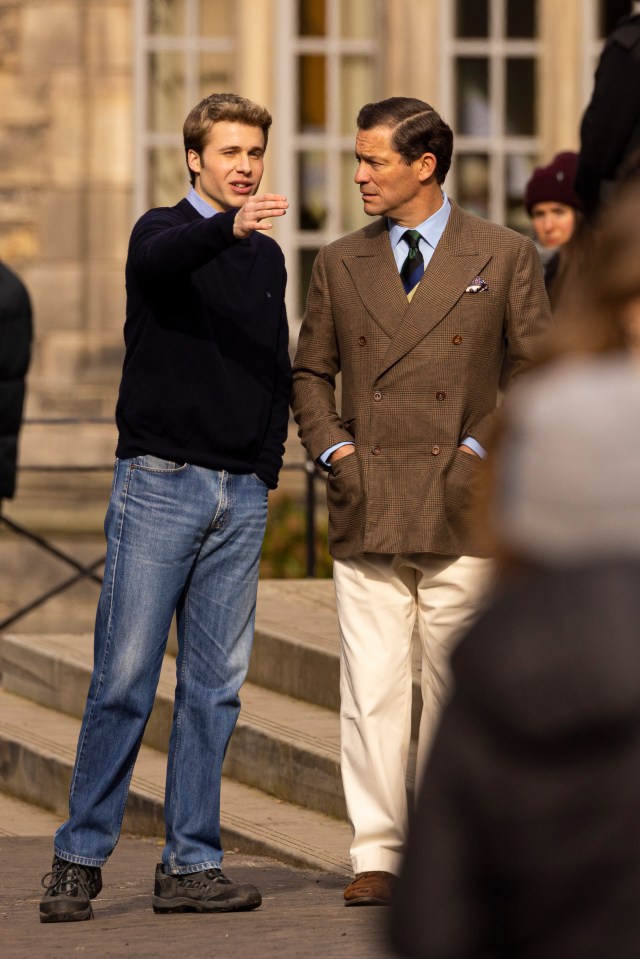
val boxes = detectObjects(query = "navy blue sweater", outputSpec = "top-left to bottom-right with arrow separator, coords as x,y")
115,199 -> 291,489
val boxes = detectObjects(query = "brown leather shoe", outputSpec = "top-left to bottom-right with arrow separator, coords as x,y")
343,871 -> 395,906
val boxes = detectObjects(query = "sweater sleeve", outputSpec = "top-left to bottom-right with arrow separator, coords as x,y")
128,205 -> 240,279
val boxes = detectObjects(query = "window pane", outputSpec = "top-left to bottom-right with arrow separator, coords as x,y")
299,0 -> 325,36
454,153 -> 489,218
148,147 -> 187,208
341,0 -> 376,38
506,153 -> 536,232
455,0 -> 488,38
198,0 -> 233,36
506,58 -> 535,136
299,248 -> 321,316
298,151 -> 327,230
147,52 -> 186,133
456,58 -> 490,135
198,52 -> 234,99
341,57 -> 374,135
298,55 -> 326,132
600,0 -> 631,37
148,0 -> 186,34
507,0 -> 536,38
341,152 -> 369,233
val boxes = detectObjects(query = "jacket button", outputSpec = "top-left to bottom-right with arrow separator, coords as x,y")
359,336 -> 367,346
452,334 -> 463,345
431,445 -> 440,455
436,391 -> 446,401
372,446 -> 381,455
373,391 -> 382,401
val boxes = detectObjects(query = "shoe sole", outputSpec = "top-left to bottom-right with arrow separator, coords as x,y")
152,893 -> 261,914
39,903 -> 93,922
344,897 -> 391,907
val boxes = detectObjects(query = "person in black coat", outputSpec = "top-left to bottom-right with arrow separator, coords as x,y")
0,260 -> 32,502
575,9 -> 640,220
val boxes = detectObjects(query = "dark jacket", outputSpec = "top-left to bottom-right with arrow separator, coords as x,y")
0,262 -> 32,499
116,200 -> 291,489
576,14 -> 640,218
391,561 -> 640,959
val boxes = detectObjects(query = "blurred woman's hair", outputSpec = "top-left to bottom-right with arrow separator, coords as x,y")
542,180 -> 640,358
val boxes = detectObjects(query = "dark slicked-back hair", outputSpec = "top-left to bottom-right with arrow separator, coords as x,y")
183,93 -> 272,185
356,97 -> 453,184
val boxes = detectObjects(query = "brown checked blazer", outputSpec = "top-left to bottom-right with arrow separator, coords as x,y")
291,201 -> 551,559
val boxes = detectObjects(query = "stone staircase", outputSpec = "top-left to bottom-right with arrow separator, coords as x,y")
0,580 -> 421,874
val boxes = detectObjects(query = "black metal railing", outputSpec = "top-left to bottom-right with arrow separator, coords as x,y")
0,418 -> 325,631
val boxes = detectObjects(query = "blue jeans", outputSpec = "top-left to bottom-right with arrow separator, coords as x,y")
54,455 -> 268,874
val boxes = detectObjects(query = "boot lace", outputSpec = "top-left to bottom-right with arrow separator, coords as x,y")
41,860 -> 95,899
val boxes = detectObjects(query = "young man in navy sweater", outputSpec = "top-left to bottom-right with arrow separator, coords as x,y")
40,93 -> 291,922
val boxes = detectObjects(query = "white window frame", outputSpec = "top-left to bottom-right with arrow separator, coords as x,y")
438,0 -> 541,225
273,0 -> 380,329
133,0 -> 236,219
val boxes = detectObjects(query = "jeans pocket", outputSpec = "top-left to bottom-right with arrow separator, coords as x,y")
131,454 -> 188,472
250,472 -> 270,490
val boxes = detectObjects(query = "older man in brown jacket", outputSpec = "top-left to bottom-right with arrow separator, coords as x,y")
291,97 -> 551,906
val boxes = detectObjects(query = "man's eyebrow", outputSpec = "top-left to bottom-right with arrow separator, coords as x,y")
216,144 -> 265,153
355,150 -> 384,162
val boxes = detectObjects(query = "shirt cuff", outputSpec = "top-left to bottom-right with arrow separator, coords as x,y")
318,441 -> 354,469
461,436 -> 487,459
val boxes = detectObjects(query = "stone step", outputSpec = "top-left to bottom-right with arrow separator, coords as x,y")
0,688 -> 351,875
0,632 -> 418,821
0,790 -> 62,838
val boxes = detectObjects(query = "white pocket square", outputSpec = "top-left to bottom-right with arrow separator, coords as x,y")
465,276 -> 489,294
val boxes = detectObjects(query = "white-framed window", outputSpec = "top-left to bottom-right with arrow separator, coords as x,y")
439,0 -> 540,231
273,0 -> 381,329
133,0 -> 236,218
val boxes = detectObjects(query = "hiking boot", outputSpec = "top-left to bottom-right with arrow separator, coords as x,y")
152,862 -> 262,913
39,855 -> 103,922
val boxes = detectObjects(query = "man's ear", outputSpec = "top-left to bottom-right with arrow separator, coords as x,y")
187,149 -> 202,176
417,152 -> 437,183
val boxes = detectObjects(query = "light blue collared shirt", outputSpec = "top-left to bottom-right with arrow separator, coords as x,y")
187,186 -> 218,219
388,191 -> 451,272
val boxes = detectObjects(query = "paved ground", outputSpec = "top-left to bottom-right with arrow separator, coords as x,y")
3,835 -> 397,959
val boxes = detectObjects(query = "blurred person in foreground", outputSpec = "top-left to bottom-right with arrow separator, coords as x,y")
390,184 -> 640,958
38,93 -> 291,922
524,151 -> 584,308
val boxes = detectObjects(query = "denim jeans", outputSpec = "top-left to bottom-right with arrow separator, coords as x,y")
54,455 -> 268,874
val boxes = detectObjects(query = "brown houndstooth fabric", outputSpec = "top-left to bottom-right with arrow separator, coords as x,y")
292,201 -> 551,559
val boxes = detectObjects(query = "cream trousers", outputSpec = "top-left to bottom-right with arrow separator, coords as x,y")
333,552 -> 493,875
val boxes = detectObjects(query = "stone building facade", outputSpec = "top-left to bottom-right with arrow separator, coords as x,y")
0,0 -> 633,521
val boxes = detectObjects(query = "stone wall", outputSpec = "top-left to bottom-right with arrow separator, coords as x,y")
0,0 -> 133,424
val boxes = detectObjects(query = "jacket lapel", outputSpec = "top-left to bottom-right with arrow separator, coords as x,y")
341,219 -> 409,337
376,203 -> 492,378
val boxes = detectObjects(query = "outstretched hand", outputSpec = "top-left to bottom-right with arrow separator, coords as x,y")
233,194 -> 289,239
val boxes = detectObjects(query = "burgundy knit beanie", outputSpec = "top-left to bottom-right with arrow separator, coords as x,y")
524,151 -> 582,214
